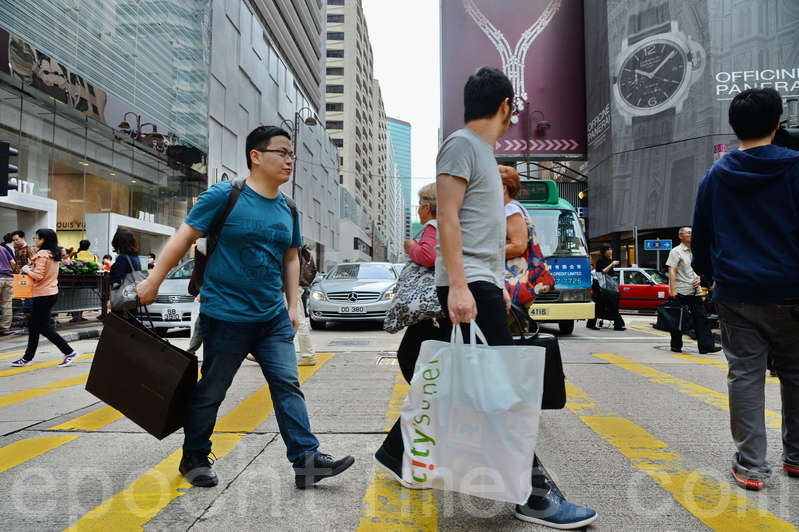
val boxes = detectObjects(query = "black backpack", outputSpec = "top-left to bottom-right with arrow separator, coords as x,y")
299,245 -> 317,287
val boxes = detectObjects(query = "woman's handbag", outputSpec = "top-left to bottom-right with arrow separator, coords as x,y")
592,271 -> 620,299
504,202 -> 555,306
109,255 -> 148,310
383,260 -> 444,333
86,310 -> 198,440
509,304 -> 567,410
400,322 -> 546,504
13,273 -> 33,299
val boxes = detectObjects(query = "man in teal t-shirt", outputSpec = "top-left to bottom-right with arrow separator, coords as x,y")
137,126 -> 354,489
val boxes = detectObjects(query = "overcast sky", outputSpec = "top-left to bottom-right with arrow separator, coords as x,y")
361,0 -> 440,209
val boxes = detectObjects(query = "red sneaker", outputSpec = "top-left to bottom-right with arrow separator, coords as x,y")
784,464 -> 799,478
732,469 -> 764,490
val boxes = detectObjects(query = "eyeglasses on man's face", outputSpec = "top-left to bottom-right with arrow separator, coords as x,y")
257,149 -> 297,162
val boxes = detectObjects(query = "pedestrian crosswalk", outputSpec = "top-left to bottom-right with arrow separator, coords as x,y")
0,331 -> 796,531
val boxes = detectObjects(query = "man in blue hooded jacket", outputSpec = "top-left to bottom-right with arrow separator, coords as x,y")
692,87 -> 799,491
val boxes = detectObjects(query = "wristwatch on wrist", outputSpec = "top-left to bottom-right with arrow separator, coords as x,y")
612,3 -> 705,149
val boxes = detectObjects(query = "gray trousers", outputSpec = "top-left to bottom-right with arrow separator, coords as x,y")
716,299 -> 799,480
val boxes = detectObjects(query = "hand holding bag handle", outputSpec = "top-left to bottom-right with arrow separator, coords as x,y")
450,319 -> 490,347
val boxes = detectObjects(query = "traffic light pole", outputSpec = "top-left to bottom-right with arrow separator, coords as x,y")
0,140 -> 19,196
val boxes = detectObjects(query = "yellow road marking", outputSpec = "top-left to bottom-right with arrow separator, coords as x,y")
383,373 -> 409,432
0,374 -> 88,408
0,353 -> 93,376
627,322 -> 679,339
357,372 -> 437,531
566,383 -> 796,530
670,353 -> 780,384
67,353 -> 334,531
0,435 -> 79,474
48,405 -> 125,432
0,351 -> 25,360
593,353 -> 782,429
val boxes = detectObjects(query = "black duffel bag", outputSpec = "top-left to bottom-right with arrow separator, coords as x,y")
509,304 -> 567,410
656,298 -> 694,333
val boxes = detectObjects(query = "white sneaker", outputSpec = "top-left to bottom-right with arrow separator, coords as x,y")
11,357 -> 32,367
298,356 -> 317,366
57,351 -> 78,367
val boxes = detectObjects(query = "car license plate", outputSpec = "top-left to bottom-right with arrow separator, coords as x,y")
162,308 -> 181,321
339,306 -> 366,314
529,308 -> 549,316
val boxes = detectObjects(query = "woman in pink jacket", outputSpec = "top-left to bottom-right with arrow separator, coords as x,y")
11,229 -> 78,367
373,183 -> 445,485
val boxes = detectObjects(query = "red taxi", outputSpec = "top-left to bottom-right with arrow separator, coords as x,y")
613,267 -> 670,311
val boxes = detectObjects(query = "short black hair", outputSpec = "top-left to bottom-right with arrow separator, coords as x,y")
102,254 -> 113,261
148,253 -> 156,259
11,230 -> 25,239
599,243 -> 612,256
245,126 -> 291,170
463,66 -> 514,123
79,239 -> 91,250
3,233 -> 11,244
728,88 -> 783,140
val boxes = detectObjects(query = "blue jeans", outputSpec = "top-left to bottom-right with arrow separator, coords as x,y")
183,311 -> 320,466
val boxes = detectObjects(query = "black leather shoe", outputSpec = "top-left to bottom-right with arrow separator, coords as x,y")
295,452 -> 355,489
671,347 -> 682,353
179,452 -> 218,487
699,346 -> 722,354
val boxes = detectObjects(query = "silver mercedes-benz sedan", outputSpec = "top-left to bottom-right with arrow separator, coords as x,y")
307,262 -> 397,329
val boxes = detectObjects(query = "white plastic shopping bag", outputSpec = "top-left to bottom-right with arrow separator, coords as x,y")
400,322 -> 546,504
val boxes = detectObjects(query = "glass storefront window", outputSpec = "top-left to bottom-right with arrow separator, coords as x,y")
0,83 -> 206,255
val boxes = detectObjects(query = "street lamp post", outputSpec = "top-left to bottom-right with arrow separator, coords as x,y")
513,98 -> 550,177
118,112 -> 165,152
281,107 -> 318,199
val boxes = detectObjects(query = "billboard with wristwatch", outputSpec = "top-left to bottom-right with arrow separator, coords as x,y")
585,0 -> 799,238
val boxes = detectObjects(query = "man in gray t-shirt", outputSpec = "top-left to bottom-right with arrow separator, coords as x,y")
434,67 -> 596,529
434,128 -> 506,289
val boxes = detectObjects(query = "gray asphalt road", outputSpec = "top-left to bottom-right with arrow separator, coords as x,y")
0,314 -> 795,531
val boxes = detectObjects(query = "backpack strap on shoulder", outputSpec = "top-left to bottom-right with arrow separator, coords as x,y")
282,192 -> 297,220
208,177 -> 247,252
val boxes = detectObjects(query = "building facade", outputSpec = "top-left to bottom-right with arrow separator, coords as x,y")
0,1 -> 211,258
207,0 -> 341,270
324,0 -> 390,262
0,0 -> 342,269
384,133 -> 404,262
386,117 -> 411,240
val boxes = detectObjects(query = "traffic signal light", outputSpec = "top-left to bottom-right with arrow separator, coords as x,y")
0,141 -> 19,196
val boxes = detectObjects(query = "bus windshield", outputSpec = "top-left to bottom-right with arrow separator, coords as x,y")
525,208 -> 588,258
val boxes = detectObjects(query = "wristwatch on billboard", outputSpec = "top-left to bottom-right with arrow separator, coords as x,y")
612,3 -> 705,149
